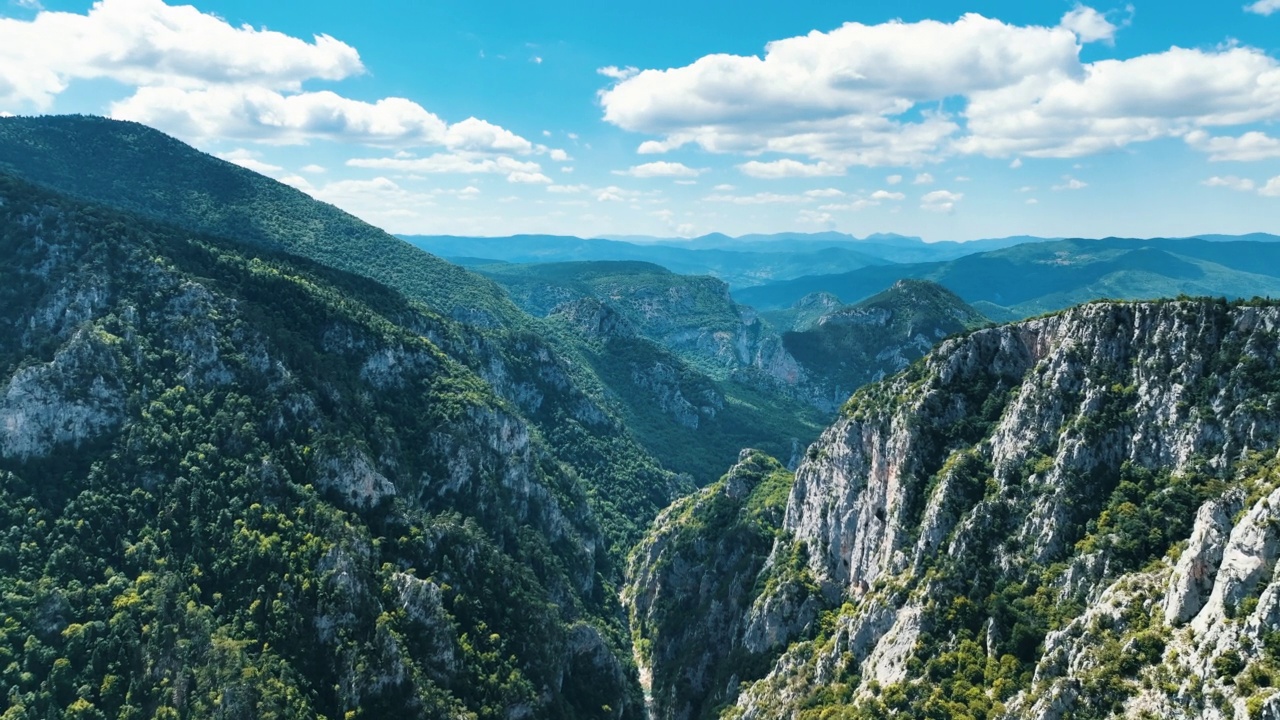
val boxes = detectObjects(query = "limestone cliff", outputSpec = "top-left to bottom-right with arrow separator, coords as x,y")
631,299 -> 1280,719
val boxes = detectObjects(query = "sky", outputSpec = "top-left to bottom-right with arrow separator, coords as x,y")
1,0 -> 1279,241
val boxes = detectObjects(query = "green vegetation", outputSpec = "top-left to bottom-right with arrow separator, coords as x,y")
781,279 -> 989,400
0,172 -> 646,718
0,115 -> 814,493
626,452 -> 803,720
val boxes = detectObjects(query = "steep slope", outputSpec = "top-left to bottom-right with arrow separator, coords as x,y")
0,115 -> 518,327
0,115 -> 820,488
628,298 -> 1280,719
544,298 -> 823,481
735,238 -> 1280,316
474,261 -> 789,380
625,451 -> 799,720
778,280 -> 990,408
0,116 -> 744,496
0,173 -> 653,718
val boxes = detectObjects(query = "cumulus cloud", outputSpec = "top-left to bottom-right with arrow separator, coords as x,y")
0,0 -> 538,173
1059,5 -> 1119,44
597,65 -> 640,81
1246,0 -> 1280,16
738,159 -> 844,178
216,148 -> 283,175
0,0 -> 361,108
921,190 -> 963,212
599,10 -> 1280,168
1259,176 -> 1280,196
1185,130 -> 1280,162
1052,176 -> 1088,191
804,188 -> 844,198
871,190 -> 906,201
301,164 -> 326,174
913,172 -> 935,185
704,192 -> 811,205
614,161 -> 704,178
1202,176 -> 1257,192
346,153 -> 549,183
886,174 -> 903,185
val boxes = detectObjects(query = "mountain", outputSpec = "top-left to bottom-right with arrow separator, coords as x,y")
0,172 -> 652,718
735,237 -> 1280,316
470,262 -> 982,415
404,234 -> 890,289
598,232 -> 1053,264
0,115 -> 521,328
626,298 -> 1280,719
0,115 -> 825,490
775,280 -> 991,408
1191,233 -> 1280,243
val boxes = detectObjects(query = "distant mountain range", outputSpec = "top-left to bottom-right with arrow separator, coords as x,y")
734,237 -> 1280,319
403,232 -> 1280,292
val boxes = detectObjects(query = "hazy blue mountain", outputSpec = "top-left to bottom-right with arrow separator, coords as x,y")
735,237 -> 1280,316
402,233 -> 890,289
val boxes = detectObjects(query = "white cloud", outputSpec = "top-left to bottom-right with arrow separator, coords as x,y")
306,176 -> 438,233
704,192 -> 810,205
600,12 -> 1280,168
547,184 -> 590,193
614,161 -> 704,178
1010,158 -> 1023,168
955,175 -> 972,182
1257,176 -> 1280,196
913,172 -> 934,185
713,184 -> 737,191
0,0 -> 362,109
1018,185 -> 1036,192
0,0 -> 537,163
871,190 -> 906,201
1185,129 -> 1280,162
548,148 -> 571,162
804,188 -> 844,198
1246,0 -> 1280,16
1059,6 -> 1119,45
797,209 -> 835,226
1202,175 -> 1256,192
216,148 -> 282,175
1026,198 -> 1039,205
301,164 -> 326,174
1053,175 -> 1088,190
921,189 -> 963,212
347,152 -> 548,183
597,65 -> 640,81
738,159 -> 844,178
507,171 -> 552,184
886,174 -> 903,185
819,199 -> 880,211
443,117 -> 534,153
112,87 -> 455,146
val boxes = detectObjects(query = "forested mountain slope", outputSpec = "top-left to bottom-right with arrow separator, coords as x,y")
0,114 -> 820,485
0,172 -> 659,718
627,298 -> 1280,720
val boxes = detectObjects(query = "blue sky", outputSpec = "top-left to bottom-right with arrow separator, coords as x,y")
2,0 -> 1279,240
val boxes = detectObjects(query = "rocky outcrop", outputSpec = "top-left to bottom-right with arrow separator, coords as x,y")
624,451 -> 797,720
0,327 -> 125,459
642,300 -> 1280,718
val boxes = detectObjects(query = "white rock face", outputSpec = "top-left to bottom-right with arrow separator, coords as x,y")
1164,490 -> 1245,625
0,328 -> 124,460
725,302 -> 1280,719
